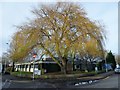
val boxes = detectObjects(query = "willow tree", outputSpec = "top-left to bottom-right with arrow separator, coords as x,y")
12,2 -> 106,74
9,30 -> 34,62
79,39 -> 105,71
9,29 -> 45,71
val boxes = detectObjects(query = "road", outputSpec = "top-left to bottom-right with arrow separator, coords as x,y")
0,74 -> 2,90
2,73 -> 120,89
73,74 -> 119,88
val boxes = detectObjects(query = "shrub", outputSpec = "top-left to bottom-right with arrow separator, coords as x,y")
6,67 -> 12,74
11,71 -> 32,77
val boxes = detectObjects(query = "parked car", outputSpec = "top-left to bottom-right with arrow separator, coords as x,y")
114,67 -> 120,74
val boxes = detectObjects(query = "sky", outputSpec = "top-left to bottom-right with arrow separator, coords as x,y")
0,1 -> 118,56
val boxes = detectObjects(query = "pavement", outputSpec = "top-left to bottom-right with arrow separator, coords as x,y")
36,71 -> 115,83
1,71 -> 116,89
36,71 -> 115,88
76,71 -> 115,81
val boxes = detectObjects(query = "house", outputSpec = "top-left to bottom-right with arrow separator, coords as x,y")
14,57 -> 61,75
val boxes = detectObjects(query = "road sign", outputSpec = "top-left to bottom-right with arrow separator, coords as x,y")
33,55 -> 37,58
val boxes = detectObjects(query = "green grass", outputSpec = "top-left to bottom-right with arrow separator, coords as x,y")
11,71 -> 32,75
11,71 -> 32,77
11,71 -> 41,78
11,70 -> 106,79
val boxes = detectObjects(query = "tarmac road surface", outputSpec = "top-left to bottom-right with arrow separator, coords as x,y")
74,74 -> 119,88
0,81 -> 1,89
2,73 -> 119,89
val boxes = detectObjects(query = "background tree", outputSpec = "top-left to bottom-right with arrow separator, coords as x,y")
10,2 -> 106,74
2,53 -> 10,67
2,52 -> 10,65
84,39 -> 105,71
115,55 -> 120,65
106,51 -> 116,69
9,30 -> 36,71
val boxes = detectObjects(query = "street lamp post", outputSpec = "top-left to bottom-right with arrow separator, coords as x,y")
4,57 -> 6,74
32,53 -> 37,81
103,50 -> 108,72
105,59 -> 108,72
4,43 -> 9,74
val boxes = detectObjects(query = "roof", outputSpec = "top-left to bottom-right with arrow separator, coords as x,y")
15,57 -> 60,65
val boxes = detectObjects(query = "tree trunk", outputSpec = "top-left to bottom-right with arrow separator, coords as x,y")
61,66 -> 67,74
72,60 -> 75,71
72,54 -> 75,71
85,59 -> 88,72
90,59 -> 94,71
79,59 -> 82,71
61,58 -> 68,74
12,62 -> 15,72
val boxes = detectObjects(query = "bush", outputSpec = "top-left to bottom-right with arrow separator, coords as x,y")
6,67 -> 12,74
11,71 -> 32,77
96,70 -> 106,74
11,70 -> 107,79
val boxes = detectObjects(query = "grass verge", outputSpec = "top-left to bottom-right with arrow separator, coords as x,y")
11,70 -> 106,79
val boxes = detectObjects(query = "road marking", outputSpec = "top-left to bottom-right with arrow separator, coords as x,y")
103,76 -> 109,80
52,84 -> 57,88
7,80 -> 11,88
2,79 -> 8,87
2,79 -> 11,88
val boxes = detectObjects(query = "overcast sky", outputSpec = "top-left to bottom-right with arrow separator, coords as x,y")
0,1 -> 118,56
